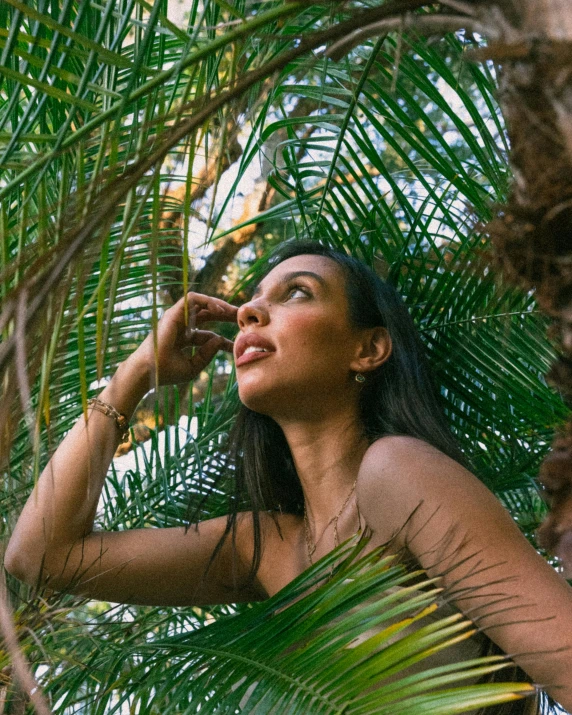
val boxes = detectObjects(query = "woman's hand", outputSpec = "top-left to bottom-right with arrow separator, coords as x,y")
127,292 -> 238,387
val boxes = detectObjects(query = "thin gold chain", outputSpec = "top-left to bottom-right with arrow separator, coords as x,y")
303,475 -> 359,566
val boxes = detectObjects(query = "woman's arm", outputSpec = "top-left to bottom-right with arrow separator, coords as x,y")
4,294 -> 263,606
356,435 -> 572,711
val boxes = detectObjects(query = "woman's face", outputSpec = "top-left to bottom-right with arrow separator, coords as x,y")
234,254 -> 366,418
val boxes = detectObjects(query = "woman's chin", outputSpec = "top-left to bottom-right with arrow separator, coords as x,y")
238,389 -> 275,416
237,378 -> 289,416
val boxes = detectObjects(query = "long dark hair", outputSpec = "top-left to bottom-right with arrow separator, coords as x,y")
208,239 -> 468,587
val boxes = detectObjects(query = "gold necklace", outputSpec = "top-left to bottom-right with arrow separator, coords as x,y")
303,476 -> 360,565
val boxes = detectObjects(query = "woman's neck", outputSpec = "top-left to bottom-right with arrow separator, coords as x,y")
276,411 -> 369,535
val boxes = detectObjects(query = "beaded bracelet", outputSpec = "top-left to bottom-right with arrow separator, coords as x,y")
87,398 -> 130,443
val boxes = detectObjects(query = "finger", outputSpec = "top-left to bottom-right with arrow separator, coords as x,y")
181,329 -> 232,347
194,301 -> 238,324
182,292 -> 236,316
220,337 -> 234,353
183,292 -> 238,321
193,292 -> 237,311
187,335 -> 232,373
169,293 -> 238,327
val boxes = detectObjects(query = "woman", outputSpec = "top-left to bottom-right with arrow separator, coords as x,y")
5,241 -> 572,712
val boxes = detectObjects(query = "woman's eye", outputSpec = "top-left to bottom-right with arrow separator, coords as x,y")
287,285 -> 309,299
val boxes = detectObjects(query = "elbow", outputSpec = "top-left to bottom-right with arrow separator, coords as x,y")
4,535 -> 42,586
5,534 -> 82,591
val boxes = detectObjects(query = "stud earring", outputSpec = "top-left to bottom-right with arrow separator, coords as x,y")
355,373 -> 366,383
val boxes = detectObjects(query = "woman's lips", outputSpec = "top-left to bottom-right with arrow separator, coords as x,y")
235,350 -> 274,367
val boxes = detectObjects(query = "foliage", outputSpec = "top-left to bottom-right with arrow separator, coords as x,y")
0,0 -> 568,712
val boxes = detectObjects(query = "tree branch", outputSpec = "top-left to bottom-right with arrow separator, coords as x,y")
193,96 -> 322,297
327,13 -> 492,62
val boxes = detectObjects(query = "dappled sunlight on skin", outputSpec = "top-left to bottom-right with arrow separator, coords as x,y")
233,530 -> 538,714
253,498 -> 546,713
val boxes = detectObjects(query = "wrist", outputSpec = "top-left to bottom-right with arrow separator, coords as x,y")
98,359 -> 151,419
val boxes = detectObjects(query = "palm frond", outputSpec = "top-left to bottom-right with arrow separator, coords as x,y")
30,539 -> 535,714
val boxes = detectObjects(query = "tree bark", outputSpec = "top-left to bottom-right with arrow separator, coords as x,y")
475,0 -> 572,571
521,0 -> 572,39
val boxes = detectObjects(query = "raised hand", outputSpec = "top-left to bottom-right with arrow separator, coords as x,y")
127,292 -> 238,387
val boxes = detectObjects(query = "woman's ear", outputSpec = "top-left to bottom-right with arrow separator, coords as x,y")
351,327 -> 392,374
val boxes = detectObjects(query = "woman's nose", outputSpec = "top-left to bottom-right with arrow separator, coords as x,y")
237,300 -> 269,329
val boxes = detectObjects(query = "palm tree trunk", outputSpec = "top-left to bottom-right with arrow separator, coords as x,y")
478,0 -> 572,570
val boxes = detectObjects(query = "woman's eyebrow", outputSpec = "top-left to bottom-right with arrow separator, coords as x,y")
251,270 -> 327,297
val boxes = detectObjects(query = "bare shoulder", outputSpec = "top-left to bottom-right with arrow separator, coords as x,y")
356,435 -> 491,543
357,435 -> 572,704
359,434 -> 461,475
